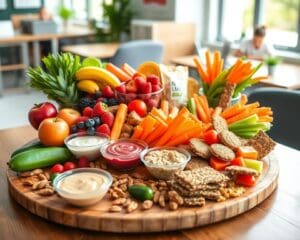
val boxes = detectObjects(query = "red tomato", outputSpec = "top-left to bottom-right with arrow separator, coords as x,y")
209,157 -> 231,171
203,130 -> 220,145
51,164 -> 64,173
64,161 -> 76,171
128,99 -> 147,117
231,156 -> 245,166
77,157 -> 90,168
236,174 -> 256,187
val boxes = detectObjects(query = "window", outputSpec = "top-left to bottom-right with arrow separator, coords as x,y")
217,0 -> 300,52
89,0 -> 104,20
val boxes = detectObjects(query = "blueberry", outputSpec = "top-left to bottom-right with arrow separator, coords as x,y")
101,98 -> 108,104
85,119 -> 95,127
94,91 -> 102,99
108,98 -> 119,106
87,126 -> 95,135
77,121 -> 85,129
71,125 -> 77,133
93,117 -> 101,126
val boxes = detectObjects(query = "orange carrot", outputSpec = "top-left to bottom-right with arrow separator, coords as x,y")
244,102 -> 260,110
150,108 -> 167,122
212,51 -> 220,80
218,59 -> 224,75
111,104 -> 128,140
227,109 -> 254,124
193,57 -> 209,83
194,94 -> 208,123
205,51 -> 213,84
139,116 -> 157,140
169,106 -> 179,119
145,122 -> 168,144
106,63 -> 131,82
221,103 -> 242,119
121,63 -> 136,77
198,95 -> 211,122
131,125 -> 143,139
165,127 -> 203,147
161,100 -> 169,116
240,94 -> 248,105
227,59 -> 243,81
258,116 -> 273,122
253,107 -> 272,116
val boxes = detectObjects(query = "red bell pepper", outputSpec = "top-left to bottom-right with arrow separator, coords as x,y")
230,156 -> 245,166
209,157 -> 231,171
236,174 -> 256,187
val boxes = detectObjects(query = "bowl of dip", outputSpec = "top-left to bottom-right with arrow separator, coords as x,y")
100,139 -> 147,171
53,168 -> 112,207
64,132 -> 109,160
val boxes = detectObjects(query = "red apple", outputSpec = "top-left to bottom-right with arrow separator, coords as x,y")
28,102 -> 57,130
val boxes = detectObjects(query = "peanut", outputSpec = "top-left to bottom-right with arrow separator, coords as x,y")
37,188 -> 54,196
169,201 -> 178,210
142,200 -> 153,210
153,191 -> 160,203
31,169 -> 43,176
109,205 -> 122,212
32,180 -> 48,190
112,198 -> 127,205
127,201 -> 138,213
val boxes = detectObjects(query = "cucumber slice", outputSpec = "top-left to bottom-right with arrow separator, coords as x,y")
244,159 -> 263,174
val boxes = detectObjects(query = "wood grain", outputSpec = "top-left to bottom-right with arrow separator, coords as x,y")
6,141 -> 279,233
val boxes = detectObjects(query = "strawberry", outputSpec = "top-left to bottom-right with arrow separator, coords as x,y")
115,84 -> 126,94
134,76 -> 147,91
132,72 -> 146,79
101,112 -> 114,128
75,116 -> 89,124
126,80 -> 137,93
102,86 -> 114,98
147,74 -> 160,85
82,107 -> 94,117
93,102 -> 108,117
147,98 -> 159,110
96,124 -> 111,136
151,84 -> 161,93
140,82 -> 152,94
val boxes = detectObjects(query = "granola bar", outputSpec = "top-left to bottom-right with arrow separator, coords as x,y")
218,82 -> 236,110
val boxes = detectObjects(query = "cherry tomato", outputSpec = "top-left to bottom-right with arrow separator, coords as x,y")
77,157 -> 90,168
231,156 -> 245,166
128,99 -> 147,117
63,161 -> 76,171
51,164 -> 64,173
209,157 -> 231,171
203,130 -> 220,145
236,174 -> 256,187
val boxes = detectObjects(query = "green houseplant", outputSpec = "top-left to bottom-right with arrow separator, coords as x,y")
58,6 -> 74,29
264,56 -> 281,76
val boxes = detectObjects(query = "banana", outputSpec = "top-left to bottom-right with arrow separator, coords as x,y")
77,80 -> 99,94
76,66 -> 121,88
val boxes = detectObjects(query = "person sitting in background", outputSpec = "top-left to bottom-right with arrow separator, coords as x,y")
39,7 -> 52,21
234,26 -> 273,61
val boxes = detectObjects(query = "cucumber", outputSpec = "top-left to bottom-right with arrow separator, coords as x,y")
11,139 -> 44,158
8,147 -> 72,172
187,98 -> 196,115
128,185 -> 154,201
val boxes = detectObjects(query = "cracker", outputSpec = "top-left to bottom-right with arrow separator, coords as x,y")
172,184 -> 221,199
183,197 -> 205,207
185,158 -> 208,171
210,143 -> 235,161
247,131 -> 276,159
172,182 -> 221,193
189,138 -> 212,159
218,83 -> 236,110
219,130 -> 242,150
212,115 -> 228,133
225,165 -> 259,177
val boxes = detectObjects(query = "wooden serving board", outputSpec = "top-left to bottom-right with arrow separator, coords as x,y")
7,153 -> 279,233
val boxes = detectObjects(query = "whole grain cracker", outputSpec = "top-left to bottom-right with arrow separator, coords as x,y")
225,165 -> 259,177
189,138 -> 212,159
210,143 -> 235,161
219,130 -> 242,150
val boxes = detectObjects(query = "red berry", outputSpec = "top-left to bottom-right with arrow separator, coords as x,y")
82,107 -> 93,117
151,84 -> 161,93
96,124 -> 111,136
77,129 -> 87,133
115,84 -> 126,94
93,102 -> 108,117
96,97 -> 105,103
140,82 -> 152,94
147,98 -> 159,110
75,116 -> 89,124
126,80 -> 137,93
102,86 -> 114,98
134,76 -> 147,90
101,112 -> 114,128
51,164 -> 64,173
147,74 -> 160,85
63,161 -> 76,171
77,157 -> 90,168
132,72 -> 145,79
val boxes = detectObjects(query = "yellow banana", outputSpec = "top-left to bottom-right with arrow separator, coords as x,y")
77,80 -> 99,94
76,66 -> 120,88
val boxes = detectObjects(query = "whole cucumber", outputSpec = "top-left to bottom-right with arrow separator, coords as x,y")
8,147 -> 72,172
11,139 -> 44,158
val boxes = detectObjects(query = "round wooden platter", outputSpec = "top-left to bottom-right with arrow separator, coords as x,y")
7,153 -> 279,233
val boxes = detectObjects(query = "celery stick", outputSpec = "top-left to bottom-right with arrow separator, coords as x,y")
244,159 -> 263,173
234,131 -> 258,139
229,122 -> 270,132
228,114 -> 259,129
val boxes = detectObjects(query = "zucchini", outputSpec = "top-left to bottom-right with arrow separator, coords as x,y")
8,147 -> 72,172
128,185 -> 154,201
11,139 -> 44,158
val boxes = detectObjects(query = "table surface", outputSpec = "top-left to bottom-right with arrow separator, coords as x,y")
171,54 -> 300,90
1,126 -> 300,240
0,25 -> 95,44
62,43 -> 120,59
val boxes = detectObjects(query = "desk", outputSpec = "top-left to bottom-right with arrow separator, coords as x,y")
171,55 -> 300,90
1,125 -> 300,240
62,43 -> 120,59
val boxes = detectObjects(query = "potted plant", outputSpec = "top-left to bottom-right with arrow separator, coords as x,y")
265,56 -> 281,76
58,6 -> 74,30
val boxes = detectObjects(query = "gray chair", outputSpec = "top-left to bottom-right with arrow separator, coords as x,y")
110,40 -> 163,69
248,88 -> 300,150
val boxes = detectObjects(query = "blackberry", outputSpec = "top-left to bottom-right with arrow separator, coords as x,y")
87,127 -> 95,135
94,91 -> 102,99
78,97 -> 94,110
85,119 -> 95,128
107,98 -> 119,106
93,117 -> 101,126
71,125 -> 77,133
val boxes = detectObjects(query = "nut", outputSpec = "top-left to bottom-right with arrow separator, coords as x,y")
118,174 -> 129,179
142,200 -> 153,210
153,191 -> 160,203
127,201 -> 138,213
112,198 -> 127,205
31,169 -> 43,176
158,193 -> 166,208
89,162 -> 95,168
22,179 -> 34,186
19,171 -> 32,177
44,172 -> 50,180
168,190 -> 184,206
37,188 -> 54,196
100,161 -> 107,170
119,184 -> 127,192
123,199 -> 132,207
131,172 -> 144,179
32,180 -> 48,190
37,173 -> 47,181
109,205 -> 122,212
169,201 -> 178,210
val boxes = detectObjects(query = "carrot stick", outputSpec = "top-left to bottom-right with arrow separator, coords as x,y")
121,63 -> 136,77
212,51 -> 220,80
144,122 -> 168,144
161,100 -> 169,116
240,94 -> 248,105
258,116 -> 273,122
169,106 -> 179,119
165,127 -> 204,147
140,116 -> 157,140
205,51 -> 213,84
244,102 -> 260,110
193,57 -> 209,83
218,59 -> 224,75
198,95 -> 211,122
194,94 -> 208,123
150,108 -> 167,121
221,103 -> 242,119
106,63 -> 131,82
227,59 -> 243,81
131,125 -> 143,139
227,109 -> 254,124
111,104 -> 128,140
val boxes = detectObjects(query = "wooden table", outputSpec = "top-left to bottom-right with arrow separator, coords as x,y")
62,43 -> 120,59
1,126 -> 300,239
171,55 -> 300,90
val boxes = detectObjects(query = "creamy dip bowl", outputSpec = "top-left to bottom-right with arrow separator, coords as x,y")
53,168 -> 113,207
64,132 -> 109,160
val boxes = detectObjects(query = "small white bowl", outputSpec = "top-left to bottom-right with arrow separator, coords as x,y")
53,168 -> 112,207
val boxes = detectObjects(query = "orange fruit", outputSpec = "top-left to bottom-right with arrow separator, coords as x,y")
38,118 -> 70,146
57,108 -> 81,127
137,61 -> 161,77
